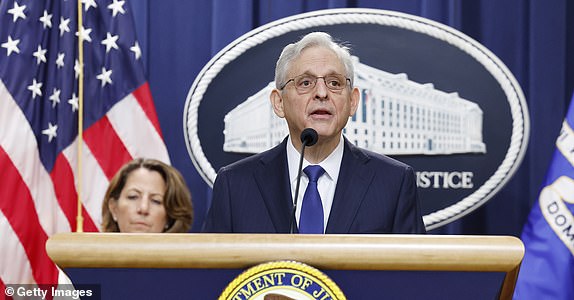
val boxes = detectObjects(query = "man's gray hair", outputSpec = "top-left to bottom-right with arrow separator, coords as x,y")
274,32 -> 354,89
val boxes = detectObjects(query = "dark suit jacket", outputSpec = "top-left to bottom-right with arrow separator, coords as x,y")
202,138 -> 426,234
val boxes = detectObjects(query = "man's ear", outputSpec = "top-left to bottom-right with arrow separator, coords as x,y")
349,87 -> 360,116
270,89 -> 285,118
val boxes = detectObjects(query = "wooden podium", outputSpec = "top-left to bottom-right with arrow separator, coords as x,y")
46,233 -> 524,299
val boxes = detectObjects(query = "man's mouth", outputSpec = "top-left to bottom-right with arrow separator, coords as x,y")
310,109 -> 332,117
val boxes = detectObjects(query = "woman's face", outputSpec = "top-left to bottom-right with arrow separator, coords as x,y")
109,168 -> 168,233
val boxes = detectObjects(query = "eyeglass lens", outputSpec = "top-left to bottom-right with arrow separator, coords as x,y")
293,74 -> 348,92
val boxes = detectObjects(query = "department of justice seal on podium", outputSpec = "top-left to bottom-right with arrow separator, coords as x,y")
219,261 -> 346,300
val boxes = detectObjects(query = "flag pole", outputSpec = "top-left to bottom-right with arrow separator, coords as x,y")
75,0 -> 84,233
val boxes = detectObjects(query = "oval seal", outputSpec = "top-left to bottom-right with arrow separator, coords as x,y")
219,261 -> 346,300
184,8 -> 529,230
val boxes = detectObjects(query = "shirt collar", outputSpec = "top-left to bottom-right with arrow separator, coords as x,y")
286,134 -> 344,183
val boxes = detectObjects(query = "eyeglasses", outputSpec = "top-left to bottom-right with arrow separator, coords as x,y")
279,74 -> 351,94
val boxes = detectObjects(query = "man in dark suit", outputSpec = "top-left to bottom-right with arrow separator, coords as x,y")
202,32 -> 426,234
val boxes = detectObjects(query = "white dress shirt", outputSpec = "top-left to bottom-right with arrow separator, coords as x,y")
286,135 -> 344,232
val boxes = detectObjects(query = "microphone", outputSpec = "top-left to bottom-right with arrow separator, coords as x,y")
290,128 -> 318,233
300,128 -> 319,147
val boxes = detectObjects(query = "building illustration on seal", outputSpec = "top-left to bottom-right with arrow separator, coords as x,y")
223,57 -> 486,156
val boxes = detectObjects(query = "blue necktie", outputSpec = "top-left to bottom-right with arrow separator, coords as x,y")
299,165 -> 325,234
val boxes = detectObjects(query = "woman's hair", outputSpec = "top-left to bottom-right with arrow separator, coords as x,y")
274,31 -> 354,90
101,158 -> 193,233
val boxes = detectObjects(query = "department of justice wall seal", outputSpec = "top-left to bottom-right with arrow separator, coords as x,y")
219,261 -> 346,300
184,8 -> 530,230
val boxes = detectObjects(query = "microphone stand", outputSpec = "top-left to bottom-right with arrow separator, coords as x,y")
290,139 -> 309,234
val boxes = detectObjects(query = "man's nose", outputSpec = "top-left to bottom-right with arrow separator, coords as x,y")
314,78 -> 329,99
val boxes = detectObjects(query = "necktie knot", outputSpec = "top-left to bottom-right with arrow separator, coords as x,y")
304,165 -> 325,183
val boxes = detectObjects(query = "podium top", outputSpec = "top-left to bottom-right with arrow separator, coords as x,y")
46,233 -> 524,272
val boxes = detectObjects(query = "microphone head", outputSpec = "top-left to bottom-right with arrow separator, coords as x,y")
300,128 -> 318,146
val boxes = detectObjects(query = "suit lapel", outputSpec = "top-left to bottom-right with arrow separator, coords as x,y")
254,139 -> 293,233
326,139 -> 374,233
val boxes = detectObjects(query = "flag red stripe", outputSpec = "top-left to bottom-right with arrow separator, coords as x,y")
83,115 -> 133,180
0,147 -> 58,284
0,278 -> 13,300
50,155 -> 78,231
81,205 -> 99,232
50,154 -> 98,232
132,83 -> 164,139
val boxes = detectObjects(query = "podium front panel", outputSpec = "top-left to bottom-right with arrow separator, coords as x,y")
47,233 -> 523,300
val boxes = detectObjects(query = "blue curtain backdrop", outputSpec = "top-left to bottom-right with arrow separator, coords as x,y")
129,0 -> 574,235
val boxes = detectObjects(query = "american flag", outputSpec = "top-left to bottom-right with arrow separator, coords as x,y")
0,0 -> 169,287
